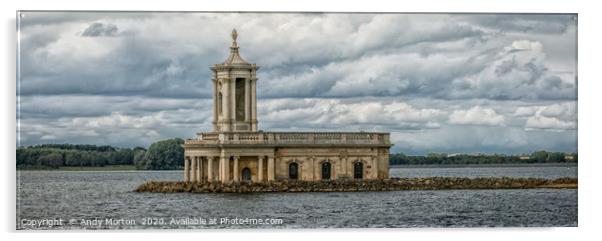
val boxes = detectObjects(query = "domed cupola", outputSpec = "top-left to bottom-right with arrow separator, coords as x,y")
210,29 -> 259,132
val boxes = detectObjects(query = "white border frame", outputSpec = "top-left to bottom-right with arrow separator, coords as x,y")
3,1 -> 600,241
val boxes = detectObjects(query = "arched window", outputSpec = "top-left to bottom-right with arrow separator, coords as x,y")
322,162 -> 331,180
218,92 -> 223,115
241,167 -> 251,181
354,162 -> 363,179
289,162 -> 299,180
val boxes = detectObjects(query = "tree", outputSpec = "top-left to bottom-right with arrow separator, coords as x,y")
530,151 -> 549,163
548,152 -> 566,163
143,138 -> 184,170
37,152 -> 63,168
133,150 -> 147,170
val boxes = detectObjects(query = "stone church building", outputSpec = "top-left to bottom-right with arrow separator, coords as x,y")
183,29 -> 392,183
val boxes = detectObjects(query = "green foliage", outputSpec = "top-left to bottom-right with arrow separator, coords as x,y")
390,151 -> 577,165
16,139 -> 185,170
133,150 -> 147,170
141,138 -> 184,170
17,143 -> 141,169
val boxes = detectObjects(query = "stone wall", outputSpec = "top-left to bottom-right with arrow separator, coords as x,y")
135,177 -> 578,193
183,146 -> 390,183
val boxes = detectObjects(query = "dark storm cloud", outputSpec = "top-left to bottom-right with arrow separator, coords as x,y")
81,22 -> 118,37
458,14 -> 575,34
19,35 -> 217,98
18,11 -> 154,29
17,12 -> 578,154
18,13 -> 575,101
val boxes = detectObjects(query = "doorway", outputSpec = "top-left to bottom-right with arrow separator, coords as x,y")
289,162 -> 299,180
241,167 -> 251,181
354,162 -> 363,179
321,162 -> 331,180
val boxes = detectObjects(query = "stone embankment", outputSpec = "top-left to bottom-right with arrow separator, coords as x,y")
134,177 -> 577,193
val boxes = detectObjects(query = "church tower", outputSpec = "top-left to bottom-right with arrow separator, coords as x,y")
210,29 -> 259,132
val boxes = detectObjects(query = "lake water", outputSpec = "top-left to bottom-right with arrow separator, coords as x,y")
16,165 -> 577,229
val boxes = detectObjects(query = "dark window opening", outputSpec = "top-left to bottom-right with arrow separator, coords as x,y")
289,162 -> 299,180
218,92 -> 223,115
322,162 -> 331,180
235,78 -> 245,121
354,162 -> 363,179
242,167 -> 251,181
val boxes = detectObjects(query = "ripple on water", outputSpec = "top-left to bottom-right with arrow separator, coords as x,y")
16,169 -> 577,229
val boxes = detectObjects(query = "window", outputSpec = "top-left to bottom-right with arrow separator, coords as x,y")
235,78 -> 245,121
289,162 -> 298,180
354,162 -> 363,179
242,168 -> 251,181
218,92 -> 223,115
321,162 -> 331,180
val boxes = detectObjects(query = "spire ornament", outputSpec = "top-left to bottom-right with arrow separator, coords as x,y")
214,28 -> 254,66
231,28 -> 238,47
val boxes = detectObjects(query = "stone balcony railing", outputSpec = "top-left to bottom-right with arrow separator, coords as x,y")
185,132 -> 391,146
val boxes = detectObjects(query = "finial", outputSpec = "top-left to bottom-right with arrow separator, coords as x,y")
231,28 -> 238,42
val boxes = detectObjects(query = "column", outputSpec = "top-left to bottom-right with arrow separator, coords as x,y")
258,156 -> 264,182
191,156 -> 197,182
230,77 -> 236,122
222,78 -> 230,131
233,156 -> 240,182
310,157 -> 315,180
196,157 -> 202,182
220,156 -> 230,183
219,156 -> 224,182
184,157 -> 190,182
207,157 -> 214,182
267,156 -> 275,181
212,79 -> 218,130
372,156 -> 378,179
251,78 -> 257,131
245,79 -> 250,122
342,157 -> 347,177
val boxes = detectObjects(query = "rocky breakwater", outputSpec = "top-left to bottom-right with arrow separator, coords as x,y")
134,177 -> 577,193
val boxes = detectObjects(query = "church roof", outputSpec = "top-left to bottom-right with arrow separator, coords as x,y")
220,29 -> 252,66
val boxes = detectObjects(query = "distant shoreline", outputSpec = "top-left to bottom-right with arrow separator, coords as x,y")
17,163 -> 577,171
16,164 -> 139,171
391,162 -> 577,168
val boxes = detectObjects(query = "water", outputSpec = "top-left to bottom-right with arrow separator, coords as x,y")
16,165 -> 577,229
390,164 -> 577,179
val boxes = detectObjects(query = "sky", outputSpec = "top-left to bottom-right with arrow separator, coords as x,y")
17,12 -> 577,155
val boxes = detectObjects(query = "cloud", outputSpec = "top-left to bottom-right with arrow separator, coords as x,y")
18,13 -> 576,102
457,14 -> 575,34
16,12 -> 578,154
259,98 -> 446,131
448,40 -> 575,100
523,102 -> 577,131
449,106 -> 505,126
81,22 -> 118,37
525,115 -> 576,131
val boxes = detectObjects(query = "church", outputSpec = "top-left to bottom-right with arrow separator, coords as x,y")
183,29 -> 392,183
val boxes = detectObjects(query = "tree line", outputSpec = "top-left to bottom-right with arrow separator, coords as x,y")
16,139 -> 184,170
389,151 -> 577,165
17,140 -> 577,169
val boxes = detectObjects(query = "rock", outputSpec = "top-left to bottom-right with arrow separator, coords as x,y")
134,177 -> 578,193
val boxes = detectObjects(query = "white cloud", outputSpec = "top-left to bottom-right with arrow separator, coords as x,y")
514,106 -> 537,117
525,115 -> 576,131
40,135 -> 57,140
259,98 -> 445,131
449,40 -> 575,100
72,112 -> 161,129
523,102 -> 577,131
449,106 -> 505,126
